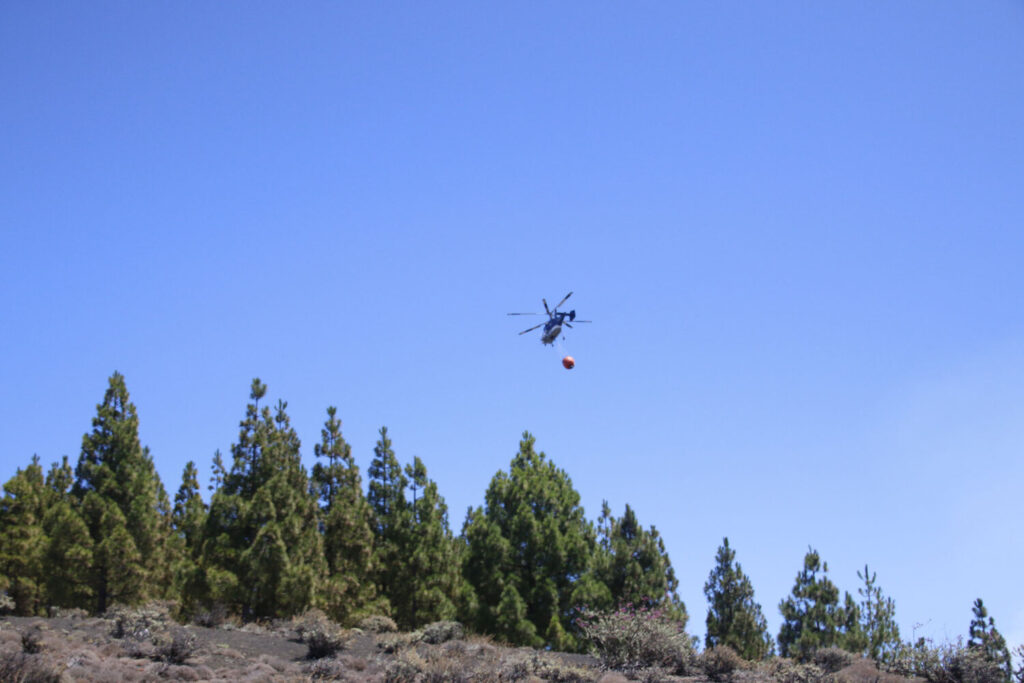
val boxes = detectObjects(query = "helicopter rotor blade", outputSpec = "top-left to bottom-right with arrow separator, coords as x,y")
507,312 -> 541,316
554,291 -> 573,310
542,299 -> 550,315
570,320 -> 592,323
564,322 -> 573,328
518,323 -> 545,335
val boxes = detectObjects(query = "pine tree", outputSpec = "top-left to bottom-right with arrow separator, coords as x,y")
856,565 -> 900,664
401,455 -> 469,627
367,426 -> 409,621
463,432 -> 598,650
967,598 -> 1012,680
596,502 -> 687,625
41,457 -> 93,609
201,379 -> 326,619
312,407 -> 382,624
0,456 -> 50,615
81,491 -> 145,611
777,547 -> 860,661
366,428 -> 468,628
704,537 -> 773,660
73,372 -> 170,613
171,461 -> 208,618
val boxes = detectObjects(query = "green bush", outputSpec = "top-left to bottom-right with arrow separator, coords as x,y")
577,603 -> 694,674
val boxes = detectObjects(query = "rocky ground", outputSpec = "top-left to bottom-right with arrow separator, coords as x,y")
0,610 -> 910,683
0,611 -> 608,682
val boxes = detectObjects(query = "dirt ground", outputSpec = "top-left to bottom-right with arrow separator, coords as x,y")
0,614 -> 608,682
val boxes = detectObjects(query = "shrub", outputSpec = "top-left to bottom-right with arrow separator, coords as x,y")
153,629 -> 198,665
950,647 -> 1007,683
292,608 -> 330,638
192,602 -> 229,628
0,652 -> 63,683
106,603 -> 170,640
0,593 -> 15,615
377,632 -> 419,654
577,603 -> 694,674
882,636 -> 1007,683
701,645 -> 744,681
767,657 -> 827,683
834,657 -> 913,683
20,630 -> 43,654
813,646 -> 854,674
359,614 -> 398,633
304,624 -> 350,659
306,657 -> 352,680
421,620 -> 465,644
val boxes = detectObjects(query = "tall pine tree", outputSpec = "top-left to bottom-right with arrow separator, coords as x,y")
401,455 -> 470,628
312,407 -> 382,624
777,547 -> 861,661
856,565 -> 900,664
463,432 -> 603,650
201,379 -> 326,619
367,426 -> 408,621
171,461 -> 208,619
367,428 -> 468,628
72,372 -> 170,613
967,598 -> 1012,680
704,537 -> 773,660
0,456 -> 50,615
41,457 -> 93,610
595,502 -> 687,625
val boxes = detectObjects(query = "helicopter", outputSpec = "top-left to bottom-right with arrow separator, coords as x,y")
508,292 -> 591,345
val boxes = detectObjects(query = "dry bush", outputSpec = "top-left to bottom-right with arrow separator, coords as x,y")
0,651 -> 63,683
577,604 -> 694,674
813,647 -> 855,674
497,649 -> 598,682
881,636 -> 1007,683
377,632 -> 421,654
832,657 -> 908,683
767,657 -> 828,683
20,629 -> 43,654
192,602 -> 230,628
701,645 -> 745,681
0,593 -> 14,615
106,603 -> 171,641
152,629 -> 199,665
304,623 -> 351,659
948,647 -> 1008,683
292,607 -> 331,638
360,614 -> 399,633
420,620 -> 465,644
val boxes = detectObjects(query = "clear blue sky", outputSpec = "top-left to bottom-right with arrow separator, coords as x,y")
2,2 -> 1022,649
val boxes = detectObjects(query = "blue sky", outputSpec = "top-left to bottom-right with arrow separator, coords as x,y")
2,2 -> 1023,648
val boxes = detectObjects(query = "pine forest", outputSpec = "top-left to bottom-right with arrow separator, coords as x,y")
1,373 -> 1019,683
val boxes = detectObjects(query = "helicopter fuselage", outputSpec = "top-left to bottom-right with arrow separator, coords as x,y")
541,323 -> 562,345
